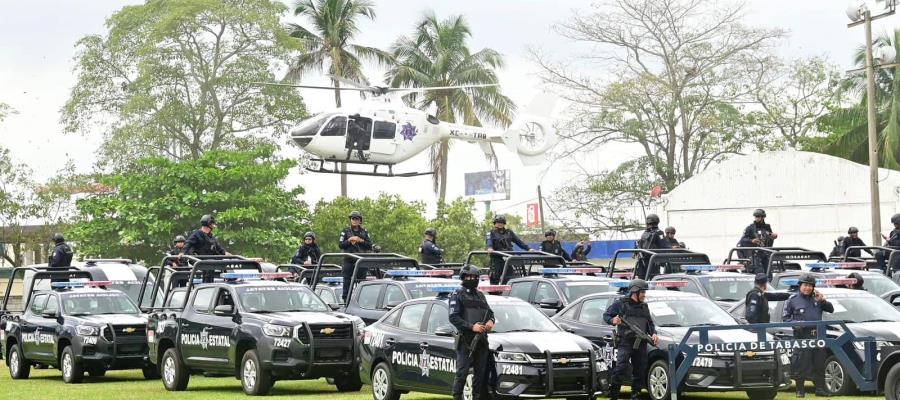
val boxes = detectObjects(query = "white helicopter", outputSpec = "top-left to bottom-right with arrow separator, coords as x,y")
263,78 -> 558,177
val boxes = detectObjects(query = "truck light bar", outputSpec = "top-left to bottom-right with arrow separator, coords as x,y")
322,277 -> 344,284
611,272 -> 633,279
221,272 -> 292,281
715,264 -> 745,271
385,269 -> 454,277
807,262 -> 866,271
539,267 -> 605,275
478,285 -> 510,293
50,280 -> 99,289
681,265 -> 717,272
428,284 -> 462,293
781,278 -> 858,287
609,280 -> 688,288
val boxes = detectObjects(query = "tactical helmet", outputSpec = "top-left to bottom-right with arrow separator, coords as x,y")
798,273 -> 817,286
645,214 -> 660,226
836,236 -> 846,244
892,213 -> 900,225
544,230 -> 556,237
52,233 -> 65,243
459,265 -> 480,279
174,235 -> 186,244
492,215 -> 507,224
628,279 -> 649,294
304,232 -> 316,240
664,226 -> 676,234
753,209 -> 766,218
372,245 -> 381,253
424,228 -> 437,237
754,273 -> 768,284
349,211 -> 363,221
200,214 -> 216,227
848,226 -> 859,234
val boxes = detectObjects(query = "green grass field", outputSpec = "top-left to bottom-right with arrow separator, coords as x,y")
0,365 -> 882,400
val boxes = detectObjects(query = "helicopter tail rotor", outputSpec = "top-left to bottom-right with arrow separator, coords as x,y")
500,96 -> 559,166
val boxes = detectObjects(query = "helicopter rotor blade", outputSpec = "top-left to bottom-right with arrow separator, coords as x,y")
385,83 -> 500,93
324,75 -> 370,89
252,82 -> 370,91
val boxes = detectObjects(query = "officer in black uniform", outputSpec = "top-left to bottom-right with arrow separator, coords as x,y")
419,228 -> 444,264
291,232 -> 321,266
783,274 -> 834,397
345,114 -> 368,161
540,230 -> 572,264
485,215 -> 531,284
180,214 -> 230,257
634,214 -> 666,280
572,240 -> 592,261
603,279 -> 659,400
829,236 -> 846,258
449,266 -> 495,400
876,213 -> 900,273
841,227 -> 872,258
48,233 -> 74,283
744,273 -> 790,323
663,226 -> 685,249
168,235 -> 189,267
847,272 -> 865,290
737,209 -> 779,275
339,211 -> 373,301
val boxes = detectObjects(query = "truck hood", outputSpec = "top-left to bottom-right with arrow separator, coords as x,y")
841,321 -> 900,342
246,311 -> 359,326
658,326 -> 767,345
70,314 -> 147,326
489,331 -> 593,354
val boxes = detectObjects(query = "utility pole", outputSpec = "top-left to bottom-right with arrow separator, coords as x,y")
537,185 -> 546,234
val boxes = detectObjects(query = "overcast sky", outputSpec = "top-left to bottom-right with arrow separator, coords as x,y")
0,0 -> 889,224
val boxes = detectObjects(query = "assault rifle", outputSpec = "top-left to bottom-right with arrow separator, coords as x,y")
469,310 -> 491,358
618,316 -> 658,350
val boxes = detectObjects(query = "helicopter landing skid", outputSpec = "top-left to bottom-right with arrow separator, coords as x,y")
305,158 -> 435,178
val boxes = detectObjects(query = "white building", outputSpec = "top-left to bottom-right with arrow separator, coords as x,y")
660,151 -> 900,261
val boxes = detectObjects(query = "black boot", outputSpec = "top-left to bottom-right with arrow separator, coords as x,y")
796,379 -> 806,398
608,384 -> 620,400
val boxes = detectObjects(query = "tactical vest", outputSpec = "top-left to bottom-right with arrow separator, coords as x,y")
490,229 -> 514,251
638,229 -> 661,250
616,298 -> 652,341
49,243 -> 74,267
456,290 -> 491,345
420,240 -> 442,264
744,289 -> 769,323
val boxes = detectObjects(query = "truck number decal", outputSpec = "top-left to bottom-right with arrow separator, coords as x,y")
274,338 -> 291,348
501,364 -> 523,375
83,336 -> 98,345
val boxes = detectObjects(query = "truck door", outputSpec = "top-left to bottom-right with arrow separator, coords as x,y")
21,294 -> 48,361
207,288 -> 238,369
181,287 -> 217,368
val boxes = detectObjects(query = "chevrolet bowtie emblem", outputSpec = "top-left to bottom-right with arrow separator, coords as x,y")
744,351 -> 756,359
558,357 -> 569,365
123,327 -> 136,334
321,327 -> 335,335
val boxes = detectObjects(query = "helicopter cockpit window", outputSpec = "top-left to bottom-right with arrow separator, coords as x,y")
427,115 -> 440,125
320,116 -> 347,137
293,113 -> 332,137
373,121 -> 396,139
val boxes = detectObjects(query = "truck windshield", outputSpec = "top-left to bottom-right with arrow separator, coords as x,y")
237,285 -> 328,313
704,277 -> 756,302
824,293 -> 900,323
489,302 -> 560,333
63,292 -> 140,315
647,297 -> 737,327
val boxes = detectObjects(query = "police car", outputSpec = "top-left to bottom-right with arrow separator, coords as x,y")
770,262 -> 900,300
343,269 -> 458,325
506,267 -> 625,316
727,282 -> 900,396
553,283 -> 790,400
147,270 -> 365,395
1,278 -> 156,383
650,265 -> 757,308
359,285 -> 603,400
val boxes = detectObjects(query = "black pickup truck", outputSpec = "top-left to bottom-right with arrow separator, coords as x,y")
146,259 -> 364,395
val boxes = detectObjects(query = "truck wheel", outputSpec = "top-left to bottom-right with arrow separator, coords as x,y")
886,362 -> 900,400
241,349 -> 273,396
61,346 -> 84,384
335,373 -> 363,392
371,362 -> 401,400
746,388 -> 777,400
824,355 -> 855,395
142,363 -> 161,380
161,348 -> 189,391
646,359 -> 670,400
8,343 -> 30,379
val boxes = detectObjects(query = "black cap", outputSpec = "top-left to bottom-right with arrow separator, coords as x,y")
754,273 -> 768,284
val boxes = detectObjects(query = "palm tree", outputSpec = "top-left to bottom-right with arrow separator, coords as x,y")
286,0 -> 392,196
818,30 -> 900,169
387,12 -> 516,203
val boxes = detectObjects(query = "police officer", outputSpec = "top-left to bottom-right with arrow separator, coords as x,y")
291,232 -> 321,266
449,266 -> 495,400
180,215 -> 231,257
419,228 -> 444,264
745,273 -> 790,323
663,226 -> 685,249
847,272 -> 865,291
572,239 -> 592,261
634,214 -> 666,280
829,236 -> 846,258
603,279 -> 659,400
346,114 -> 368,161
540,230 -> 572,262
486,215 -> 531,284
168,235 -> 189,267
876,213 -> 900,273
737,209 -> 779,275
49,233 -> 74,268
783,274 -> 834,397
841,227 -> 872,258
339,211 -> 373,301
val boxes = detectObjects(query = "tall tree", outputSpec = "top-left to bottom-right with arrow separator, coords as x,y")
62,0 -> 306,168
387,12 -> 515,204
534,0 -> 783,230
815,30 -> 900,170
286,0 -> 391,197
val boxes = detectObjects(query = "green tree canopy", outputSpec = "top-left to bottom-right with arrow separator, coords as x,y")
70,145 -> 308,263
429,198 -> 491,263
62,0 -> 307,168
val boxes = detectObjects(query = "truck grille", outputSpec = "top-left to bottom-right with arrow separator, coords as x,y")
308,324 -> 352,340
112,324 -> 146,337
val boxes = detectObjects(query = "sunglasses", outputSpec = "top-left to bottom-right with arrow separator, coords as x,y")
351,217 -> 361,221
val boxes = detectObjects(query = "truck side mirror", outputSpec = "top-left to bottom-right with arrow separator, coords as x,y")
213,304 -> 234,316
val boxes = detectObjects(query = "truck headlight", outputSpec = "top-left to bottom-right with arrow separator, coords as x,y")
495,351 -> 528,363
263,324 -> 292,337
76,325 -> 100,336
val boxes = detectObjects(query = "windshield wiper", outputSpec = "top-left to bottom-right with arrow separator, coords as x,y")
658,323 -> 682,327
716,298 -> 739,302
504,328 -> 542,333
694,323 -> 722,326
68,312 -> 92,316
861,319 -> 894,323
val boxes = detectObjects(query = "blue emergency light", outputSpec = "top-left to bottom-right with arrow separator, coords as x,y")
609,281 -> 631,288
781,277 -> 858,287
50,281 -> 87,289
428,284 -> 461,294
221,272 -> 292,281
681,265 -> 717,273
808,262 -> 865,271
322,277 -> 344,284
385,269 -> 453,277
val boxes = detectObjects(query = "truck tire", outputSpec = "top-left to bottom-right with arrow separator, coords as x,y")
241,349 -> 273,396
371,362 -> 401,400
824,355 -> 855,396
161,348 -> 189,391
61,346 -> 84,383
746,388 -> 777,400
646,359 -> 671,400
142,363 -> 161,380
8,342 -> 30,379
886,362 -> 900,400
335,373 -> 363,392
